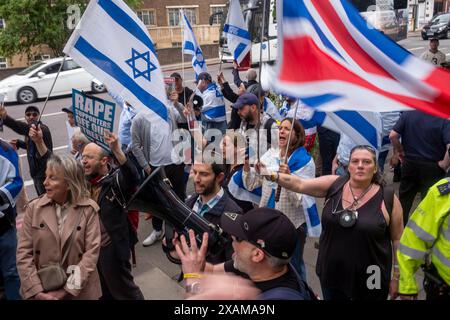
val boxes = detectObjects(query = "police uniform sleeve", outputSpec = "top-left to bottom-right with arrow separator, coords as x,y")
397,179 -> 449,294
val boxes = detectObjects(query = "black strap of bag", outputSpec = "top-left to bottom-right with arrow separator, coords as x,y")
326,174 -> 395,221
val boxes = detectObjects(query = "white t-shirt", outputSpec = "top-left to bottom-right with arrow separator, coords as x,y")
420,50 -> 447,66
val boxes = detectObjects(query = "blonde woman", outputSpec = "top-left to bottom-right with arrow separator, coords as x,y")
17,154 -> 101,300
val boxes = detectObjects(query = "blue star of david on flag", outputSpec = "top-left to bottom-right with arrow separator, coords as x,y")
193,48 -> 205,68
125,48 -> 157,82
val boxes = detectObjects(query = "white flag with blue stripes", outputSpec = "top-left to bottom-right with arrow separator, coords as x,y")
63,0 -> 169,128
223,0 -> 251,64
282,99 -> 382,150
228,168 -> 262,205
181,10 -> 207,78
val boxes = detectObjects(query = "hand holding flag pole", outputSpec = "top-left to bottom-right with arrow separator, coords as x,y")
275,100 -> 300,203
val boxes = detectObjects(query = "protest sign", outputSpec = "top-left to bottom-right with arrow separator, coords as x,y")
72,89 -> 115,151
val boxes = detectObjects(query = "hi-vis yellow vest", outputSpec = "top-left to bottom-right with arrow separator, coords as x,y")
398,178 -> 450,294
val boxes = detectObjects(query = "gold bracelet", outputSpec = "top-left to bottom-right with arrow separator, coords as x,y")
183,273 -> 202,280
270,172 -> 279,182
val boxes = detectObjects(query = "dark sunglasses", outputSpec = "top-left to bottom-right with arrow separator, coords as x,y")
25,112 -> 38,117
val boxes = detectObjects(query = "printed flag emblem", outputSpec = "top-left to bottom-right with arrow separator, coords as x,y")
125,48 -> 157,82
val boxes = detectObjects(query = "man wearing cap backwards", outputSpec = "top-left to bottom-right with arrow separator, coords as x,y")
175,208 -> 314,300
195,72 -> 227,135
234,92 -> 278,149
61,107 -> 79,155
0,105 -> 53,195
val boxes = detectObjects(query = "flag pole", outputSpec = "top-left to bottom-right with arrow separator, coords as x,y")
180,10 -> 187,107
38,55 -> 67,122
218,48 -> 225,73
275,99 -> 299,203
256,0 -> 267,163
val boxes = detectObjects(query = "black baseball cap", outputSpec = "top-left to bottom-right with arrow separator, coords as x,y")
221,208 -> 298,259
61,107 -> 73,114
25,106 -> 40,114
170,72 -> 182,80
233,92 -> 259,109
196,72 -> 212,83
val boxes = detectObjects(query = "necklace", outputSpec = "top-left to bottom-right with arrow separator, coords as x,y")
348,182 -> 373,209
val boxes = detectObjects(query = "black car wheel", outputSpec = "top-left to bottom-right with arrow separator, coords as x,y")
422,34 -> 428,40
446,29 -> 450,39
17,87 -> 37,104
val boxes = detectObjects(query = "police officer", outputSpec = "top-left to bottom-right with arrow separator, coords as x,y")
397,177 -> 450,300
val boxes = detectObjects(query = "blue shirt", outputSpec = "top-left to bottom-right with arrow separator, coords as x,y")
192,188 -> 225,217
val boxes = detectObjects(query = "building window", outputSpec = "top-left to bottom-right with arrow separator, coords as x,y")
210,5 -> 225,25
137,10 -> 156,26
168,8 -> 197,26
0,57 -> 7,69
0,19 -> 5,29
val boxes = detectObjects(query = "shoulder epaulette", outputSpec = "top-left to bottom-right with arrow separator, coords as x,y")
437,179 -> 450,196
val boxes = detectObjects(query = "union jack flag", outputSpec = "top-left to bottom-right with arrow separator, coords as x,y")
264,0 -> 450,118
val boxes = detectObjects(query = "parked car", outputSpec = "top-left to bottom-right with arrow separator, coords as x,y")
421,13 -> 450,40
0,57 -> 105,104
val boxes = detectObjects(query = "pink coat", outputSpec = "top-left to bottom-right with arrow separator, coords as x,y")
16,194 -> 102,300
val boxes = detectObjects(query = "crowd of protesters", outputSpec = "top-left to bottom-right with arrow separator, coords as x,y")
0,52 -> 449,302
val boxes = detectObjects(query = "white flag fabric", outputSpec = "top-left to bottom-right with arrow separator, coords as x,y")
63,0 -> 169,128
181,10 -> 208,78
223,0 -> 251,64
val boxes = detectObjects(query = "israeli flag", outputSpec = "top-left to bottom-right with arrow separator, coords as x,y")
282,100 -> 382,151
228,168 -> 262,205
181,10 -> 207,78
63,0 -> 169,127
223,0 -> 251,64
312,110 -> 382,151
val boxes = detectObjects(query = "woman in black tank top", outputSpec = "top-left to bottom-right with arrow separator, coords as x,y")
267,145 -> 405,300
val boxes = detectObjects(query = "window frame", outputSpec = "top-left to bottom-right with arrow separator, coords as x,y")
0,57 -> 7,69
210,5 -> 226,25
136,9 -> 156,27
166,6 -> 199,26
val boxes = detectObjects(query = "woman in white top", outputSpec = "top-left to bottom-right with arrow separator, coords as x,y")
243,117 -> 318,281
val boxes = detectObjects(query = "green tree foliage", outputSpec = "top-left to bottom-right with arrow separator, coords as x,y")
0,0 -> 142,59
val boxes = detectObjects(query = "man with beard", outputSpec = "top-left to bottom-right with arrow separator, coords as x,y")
165,159 -> 242,265
81,132 -> 144,300
235,93 -> 278,150
175,208 -> 315,300
184,160 -> 242,264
